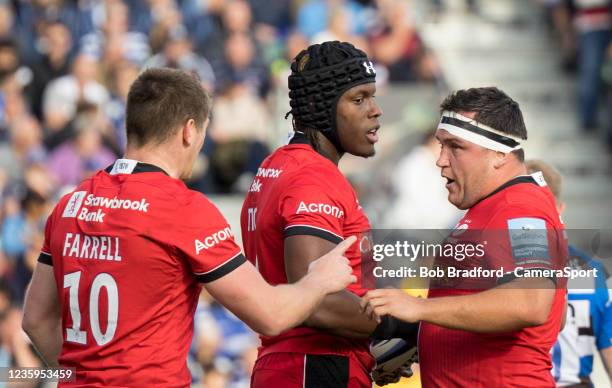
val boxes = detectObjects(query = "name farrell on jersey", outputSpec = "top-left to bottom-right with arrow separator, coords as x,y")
62,232 -> 122,261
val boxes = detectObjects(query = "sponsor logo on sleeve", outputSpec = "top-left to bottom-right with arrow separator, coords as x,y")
507,217 -> 550,264
296,201 -> 344,219
195,226 -> 234,255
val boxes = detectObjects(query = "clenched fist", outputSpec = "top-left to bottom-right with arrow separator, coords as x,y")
361,289 -> 424,323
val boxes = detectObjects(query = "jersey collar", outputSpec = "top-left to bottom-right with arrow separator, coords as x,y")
105,159 -> 169,176
288,131 -> 311,145
476,173 -> 540,205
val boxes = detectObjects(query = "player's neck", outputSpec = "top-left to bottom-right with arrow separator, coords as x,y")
123,145 -> 182,179
480,163 -> 528,200
315,133 -> 343,165
503,162 -> 528,183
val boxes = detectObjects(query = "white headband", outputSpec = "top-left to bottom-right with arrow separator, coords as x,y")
438,111 -> 523,153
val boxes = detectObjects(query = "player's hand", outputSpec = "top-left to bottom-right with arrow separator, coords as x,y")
361,289 -> 424,323
307,236 -> 358,293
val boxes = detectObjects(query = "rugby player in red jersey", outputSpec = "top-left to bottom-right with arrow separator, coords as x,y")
240,41 -> 418,387
362,87 -> 568,387
21,68 -> 358,387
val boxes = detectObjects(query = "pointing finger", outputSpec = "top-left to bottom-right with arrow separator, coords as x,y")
332,235 -> 357,256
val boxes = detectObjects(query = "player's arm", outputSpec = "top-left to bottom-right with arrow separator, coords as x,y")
276,179 -> 378,338
362,277 -> 556,333
284,234 -> 379,338
600,347 -> 612,378
560,292 -> 568,330
22,262 -> 63,367
285,235 -> 418,341
205,237 -> 357,337
363,213 -> 564,333
597,275 -> 612,378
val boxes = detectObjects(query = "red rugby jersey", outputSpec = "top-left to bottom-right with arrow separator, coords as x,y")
240,136 -> 374,369
39,159 -> 244,387
419,173 -> 568,387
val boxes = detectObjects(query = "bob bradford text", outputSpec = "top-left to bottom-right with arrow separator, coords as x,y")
373,266 -> 598,279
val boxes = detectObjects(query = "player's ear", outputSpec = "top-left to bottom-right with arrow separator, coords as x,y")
493,151 -> 510,169
182,118 -> 197,146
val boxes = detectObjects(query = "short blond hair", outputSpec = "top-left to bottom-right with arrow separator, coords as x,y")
525,159 -> 562,200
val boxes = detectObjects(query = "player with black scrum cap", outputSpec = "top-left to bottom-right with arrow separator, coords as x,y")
240,41 -> 418,387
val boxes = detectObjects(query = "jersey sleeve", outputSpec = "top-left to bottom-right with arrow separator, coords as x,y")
597,275 -> 612,350
175,194 -> 245,283
37,210 -> 54,266
484,208 -> 566,284
279,177 -> 346,244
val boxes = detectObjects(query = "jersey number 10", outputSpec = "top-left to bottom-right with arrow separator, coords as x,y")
63,271 -> 119,346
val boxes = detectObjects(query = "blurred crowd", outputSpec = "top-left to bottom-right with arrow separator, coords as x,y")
5,0 -> 608,386
0,0 -> 441,386
539,0 -> 612,150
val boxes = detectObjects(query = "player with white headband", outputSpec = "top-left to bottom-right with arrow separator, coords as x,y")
437,110 -> 523,154
361,86 -> 568,386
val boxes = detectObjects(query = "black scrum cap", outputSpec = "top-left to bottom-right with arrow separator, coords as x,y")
287,41 -> 376,152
